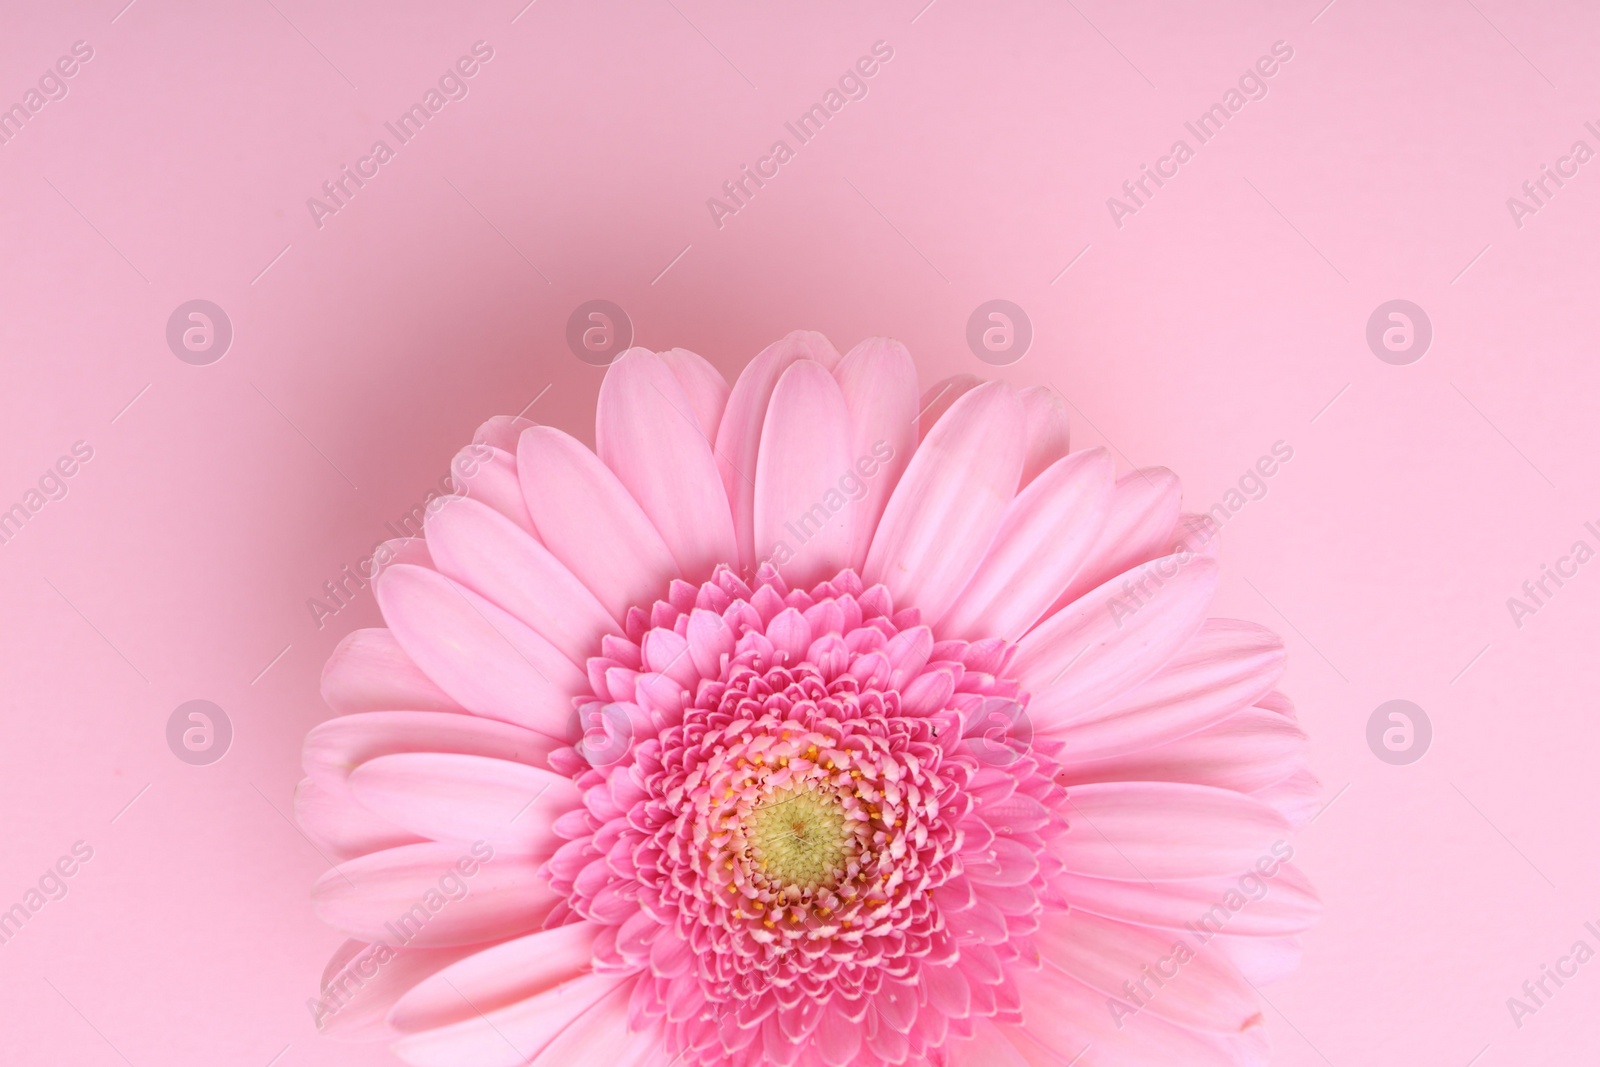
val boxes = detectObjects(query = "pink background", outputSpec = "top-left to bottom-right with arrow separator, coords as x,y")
3,0 -> 1598,1063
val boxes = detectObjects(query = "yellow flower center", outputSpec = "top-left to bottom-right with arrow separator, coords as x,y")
744,785 -> 853,891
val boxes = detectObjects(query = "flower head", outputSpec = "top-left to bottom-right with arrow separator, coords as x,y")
297,331 -> 1319,1067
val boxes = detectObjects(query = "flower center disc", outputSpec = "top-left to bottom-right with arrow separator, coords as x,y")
744,785 -> 853,891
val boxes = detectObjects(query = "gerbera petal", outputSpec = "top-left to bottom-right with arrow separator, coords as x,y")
1035,909 -> 1262,1034
389,921 -> 602,1032
303,711 -> 560,787
425,496 -> 620,667
472,414 -> 537,453
348,752 -> 581,855
1050,864 -> 1320,938
320,628 -> 465,716
1056,781 -> 1291,881
1252,768 -> 1322,828
312,842 -> 559,947
1055,707 -> 1309,793
914,374 -> 980,440
938,448 -> 1115,642
453,444 -> 538,537
941,1018 -> 1033,1066
1014,553 -> 1218,725
658,346 -> 730,441
864,381 -> 1026,621
376,564 -> 586,737
1051,468 -> 1182,609
314,939 -> 475,1041
1212,933 -> 1305,986
517,425 -> 678,623
833,337 -> 918,569
597,349 -> 737,581
1044,620 -> 1284,760
754,359 -> 853,585
713,330 -> 843,570
1013,964 -> 1259,1067
528,979 -> 665,1066
295,776 -> 419,861
392,971 -> 629,1067
1018,386 -> 1071,487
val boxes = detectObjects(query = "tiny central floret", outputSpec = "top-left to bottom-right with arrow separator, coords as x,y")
744,784 -> 854,891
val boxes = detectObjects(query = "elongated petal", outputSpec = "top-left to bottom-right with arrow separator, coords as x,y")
1015,554 -> 1217,725
1212,933 -> 1305,985
377,564 -> 586,737
1253,768 -> 1321,828
714,331 -> 843,569
348,752 -> 581,855
312,842 -> 559,947
939,448 -> 1114,642
754,360 -> 852,585
833,337 -> 918,568
1053,862 -> 1320,938
1052,468 -> 1182,610
390,921 -> 602,1032
452,445 -> 537,537
473,415 -> 538,454
528,978 -> 664,1066
658,347 -> 729,441
1057,707 -> 1308,793
1019,386 -> 1070,487
1056,781 -> 1291,881
914,374 -> 980,440
865,382 -> 1025,621
597,349 -> 736,581
517,426 -> 677,622
1014,959 -> 1261,1067
944,1019 -> 1032,1066
425,496 -> 619,667
1046,620 -> 1284,759
1035,909 -> 1261,1034
393,971 -> 628,1067
321,628 -> 464,716
315,940 -> 475,1041
303,711 -> 559,786
295,776 -> 419,861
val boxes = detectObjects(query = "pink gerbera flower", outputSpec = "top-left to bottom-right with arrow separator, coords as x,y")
296,331 -> 1319,1067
